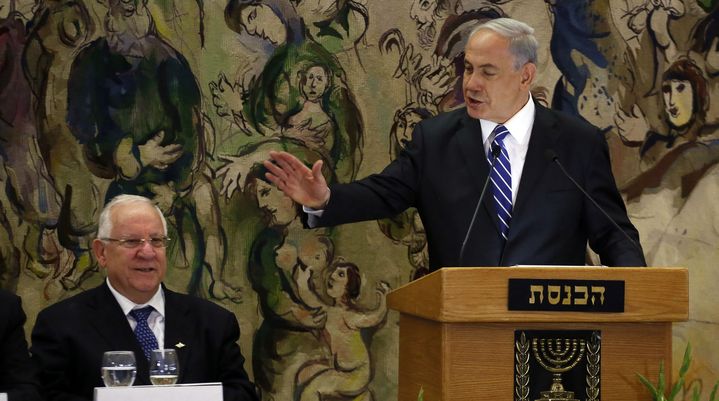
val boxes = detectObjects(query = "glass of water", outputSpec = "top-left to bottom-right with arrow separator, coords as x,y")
149,349 -> 179,385
101,351 -> 136,387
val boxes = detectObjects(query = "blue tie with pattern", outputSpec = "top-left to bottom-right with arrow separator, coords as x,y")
129,306 -> 159,360
488,124 -> 512,240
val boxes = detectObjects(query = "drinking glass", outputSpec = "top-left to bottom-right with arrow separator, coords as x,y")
101,351 -> 137,387
149,349 -> 179,385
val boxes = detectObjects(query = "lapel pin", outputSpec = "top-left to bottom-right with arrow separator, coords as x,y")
175,342 -> 186,349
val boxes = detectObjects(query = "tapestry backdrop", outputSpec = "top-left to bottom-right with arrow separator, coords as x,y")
1,0 -> 717,399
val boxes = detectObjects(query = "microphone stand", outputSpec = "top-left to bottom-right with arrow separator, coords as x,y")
458,144 -> 501,266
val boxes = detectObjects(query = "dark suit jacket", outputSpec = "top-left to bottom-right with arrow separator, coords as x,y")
30,283 -> 258,401
0,290 -> 41,401
317,105 -> 646,270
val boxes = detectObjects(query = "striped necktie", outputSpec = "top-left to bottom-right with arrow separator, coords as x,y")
129,306 -> 159,360
488,124 -> 512,240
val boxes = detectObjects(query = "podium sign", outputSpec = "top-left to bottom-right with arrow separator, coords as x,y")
94,382 -> 222,401
387,267 -> 688,401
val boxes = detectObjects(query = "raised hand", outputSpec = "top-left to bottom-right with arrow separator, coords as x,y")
263,151 -> 330,209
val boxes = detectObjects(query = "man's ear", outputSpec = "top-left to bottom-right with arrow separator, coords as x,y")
92,239 -> 107,268
521,63 -> 537,87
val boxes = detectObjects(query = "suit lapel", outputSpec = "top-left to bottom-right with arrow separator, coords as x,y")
512,105 -> 561,215
457,113 -> 489,189
456,113 -> 503,234
163,287 -> 192,383
86,283 -> 150,381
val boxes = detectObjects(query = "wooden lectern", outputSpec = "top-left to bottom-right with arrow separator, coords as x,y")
387,267 -> 688,401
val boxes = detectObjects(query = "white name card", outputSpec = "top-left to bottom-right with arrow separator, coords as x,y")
0,392 -> 7,401
94,382 -> 222,401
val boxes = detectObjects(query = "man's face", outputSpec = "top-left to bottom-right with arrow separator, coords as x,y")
93,202 -> 167,304
662,79 -> 694,129
462,29 -> 535,123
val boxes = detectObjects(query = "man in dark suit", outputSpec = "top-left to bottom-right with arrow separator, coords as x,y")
262,18 -> 646,270
0,290 -> 41,401
30,195 -> 258,401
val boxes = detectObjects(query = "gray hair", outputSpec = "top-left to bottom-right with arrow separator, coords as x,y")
468,18 -> 538,70
96,194 -> 168,239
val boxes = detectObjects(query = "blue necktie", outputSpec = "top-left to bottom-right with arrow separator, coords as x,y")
129,306 -> 159,360
488,125 -> 512,240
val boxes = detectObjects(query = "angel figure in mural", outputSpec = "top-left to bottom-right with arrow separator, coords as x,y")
212,47 -> 363,184
220,0 -> 368,92
224,0 -> 299,54
226,0 -> 369,54
283,64 -> 336,158
379,6 -> 504,110
409,0 -> 464,49
217,0 -> 365,183
210,0 -> 296,135
0,1 -> 72,292
291,0 -> 369,55
293,259 -> 390,401
376,105 -> 433,281
214,62 -> 337,161
615,58 -> 719,257
64,0 -> 239,301
244,161 -> 336,401
620,0 -> 685,96
20,0 -> 97,293
625,0 -> 684,62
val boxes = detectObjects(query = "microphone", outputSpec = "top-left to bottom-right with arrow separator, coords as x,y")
543,149 -> 643,257
458,144 -> 502,266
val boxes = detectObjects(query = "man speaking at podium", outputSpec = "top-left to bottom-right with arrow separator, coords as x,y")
263,18 -> 646,270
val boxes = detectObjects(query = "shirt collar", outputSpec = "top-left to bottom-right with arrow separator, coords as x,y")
480,95 -> 536,146
106,278 -> 165,318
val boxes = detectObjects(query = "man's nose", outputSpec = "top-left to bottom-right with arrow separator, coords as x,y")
464,72 -> 483,90
136,240 -> 157,255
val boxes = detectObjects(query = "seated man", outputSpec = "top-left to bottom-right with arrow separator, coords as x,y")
31,195 -> 258,401
0,289 -> 41,401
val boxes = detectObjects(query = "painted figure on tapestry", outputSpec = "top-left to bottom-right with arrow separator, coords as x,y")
65,0 -> 237,300
380,5 -> 504,110
614,58 -> 718,270
621,59 -> 716,201
0,2 -> 66,291
377,105 -> 433,280
18,0 -> 96,293
293,259 -> 390,401
244,163 -> 334,401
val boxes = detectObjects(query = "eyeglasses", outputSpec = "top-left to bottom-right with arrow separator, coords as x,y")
101,237 -> 171,249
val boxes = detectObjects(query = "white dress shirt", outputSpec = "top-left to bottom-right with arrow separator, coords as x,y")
106,278 -> 166,349
479,96 -> 535,204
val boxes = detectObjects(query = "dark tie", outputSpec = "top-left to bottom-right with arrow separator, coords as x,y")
129,306 -> 159,360
488,124 -> 512,240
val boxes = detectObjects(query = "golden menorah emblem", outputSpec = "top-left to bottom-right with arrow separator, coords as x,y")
530,338 -> 586,401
